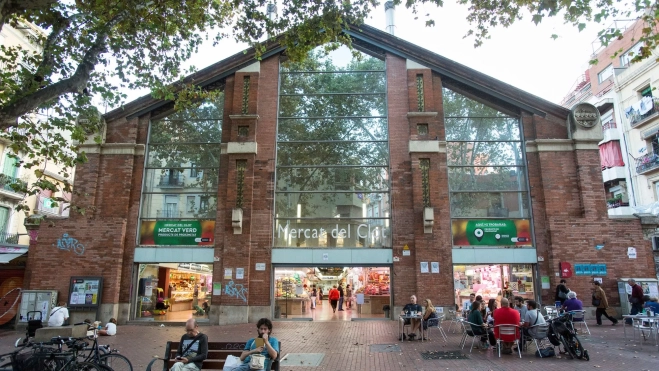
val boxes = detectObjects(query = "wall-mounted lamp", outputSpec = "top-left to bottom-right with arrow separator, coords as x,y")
232,208 -> 243,234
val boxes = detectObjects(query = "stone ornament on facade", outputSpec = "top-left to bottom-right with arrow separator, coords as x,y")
570,102 -> 601,129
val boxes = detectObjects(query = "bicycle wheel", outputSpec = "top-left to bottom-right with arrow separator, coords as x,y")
559,335 -> 576,359
0,361 -> 12,371
571,334 -> 584,359
74,361 -> 105,371
99,353 -> 133,371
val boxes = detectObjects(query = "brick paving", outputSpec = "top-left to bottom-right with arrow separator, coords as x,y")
0,320 -> 657,371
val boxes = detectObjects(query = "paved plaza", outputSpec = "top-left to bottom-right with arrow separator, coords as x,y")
0,319 -> 657,370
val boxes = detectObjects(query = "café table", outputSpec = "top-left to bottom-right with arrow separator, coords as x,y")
622,314 -> 658,344
398,313 -> 424,342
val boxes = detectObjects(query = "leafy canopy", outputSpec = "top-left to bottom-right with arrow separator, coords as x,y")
0,0 -> 655,215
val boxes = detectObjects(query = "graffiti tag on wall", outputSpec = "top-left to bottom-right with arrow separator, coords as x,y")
224,280 -> 247,303
52,233 -> 85,255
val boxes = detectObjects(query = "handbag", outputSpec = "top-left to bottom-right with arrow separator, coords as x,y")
558,290 -> 567,300
222,355 -> 242,371
249,354 -> 266,370
605,307 -> 617,317
592,294 -> 601,307
535,347 -> 556,358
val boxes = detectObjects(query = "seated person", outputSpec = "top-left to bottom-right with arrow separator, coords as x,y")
492,298 -> 520,354
171,319 -> 208,371
236,318 -> 279,371
513,296 -> 527,320
98,318 -> 117,336
562,291 -> 583,312
462,293 -> 476,314
468,301 -> 496,349
155,297 -> 169,310
202,301 -> 210,315
644,296 -> 659,312
486,299 -> 498,326
421,299 -> 438,337
522,300 -> 546,344
399,295 -> 423,340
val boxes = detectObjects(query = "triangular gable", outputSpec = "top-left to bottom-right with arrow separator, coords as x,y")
106,23 -> 569,122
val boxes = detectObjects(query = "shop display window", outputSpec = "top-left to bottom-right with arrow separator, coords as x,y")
453,264 -> 535,310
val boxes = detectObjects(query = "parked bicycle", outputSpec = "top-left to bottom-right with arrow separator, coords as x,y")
76,329 -> 132,371
0,336 -> 105,371
547,312 -> 589,361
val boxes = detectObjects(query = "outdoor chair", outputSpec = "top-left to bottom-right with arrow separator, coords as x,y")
544,306 -> 557,319
461,320 -> 486,353
631,316 -> 655,344
525,324 -> 550,357
425,315 -> 448,342
447,310 -> 462,333
569,310 -> 590,335
494,324 -> 521,358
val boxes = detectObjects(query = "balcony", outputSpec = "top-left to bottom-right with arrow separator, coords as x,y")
158,174 -> 185,188
0,232 -> 20,244
635,153 -> 659,175
602,119 -> 617,131
607,206 -> 636,219
625,96 -> 659,128
602,166 -> 627,182
0,174 -> 27,199
156,210 -> 182,219
36,195 -> 70,218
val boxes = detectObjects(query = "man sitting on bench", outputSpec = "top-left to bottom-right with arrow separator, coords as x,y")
234,318 -> 279,371
171,319 -> 208,371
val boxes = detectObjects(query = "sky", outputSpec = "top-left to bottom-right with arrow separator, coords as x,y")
121,2 -> 605,107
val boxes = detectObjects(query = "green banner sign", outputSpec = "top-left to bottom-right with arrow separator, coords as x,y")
140,220 -> 215,245
451,219 -> 532,247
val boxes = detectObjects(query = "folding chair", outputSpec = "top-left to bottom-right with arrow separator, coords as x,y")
544,306 -> 557,319
425,315 -> 448,342
447,310 -> 462,333
569,310 -> 590,335
460,320 -> 482,353
494,324 -> 521,358
525,324 -> 550,357
631,316 -> 654,343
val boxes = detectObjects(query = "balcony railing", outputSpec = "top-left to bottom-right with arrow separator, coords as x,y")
635,152 -> 659,174
0,174 -> 27,194
602,119 -> 617,131
36,195 -> 70,217
626,96 -> 659,127
156,210 -> 182,218
0,232 -> 20,244
158,174 -> 185,187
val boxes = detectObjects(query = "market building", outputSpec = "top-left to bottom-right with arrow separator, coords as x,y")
21,20 -> 657,324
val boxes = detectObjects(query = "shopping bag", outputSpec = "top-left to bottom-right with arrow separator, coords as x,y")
249,354 -> 266,370
605,307 -> 617,317
222,355 -> 242,371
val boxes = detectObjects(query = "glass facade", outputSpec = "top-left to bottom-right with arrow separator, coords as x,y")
274,48 -> 390,248
139,97 -> 223,246
444,88 -> 532,248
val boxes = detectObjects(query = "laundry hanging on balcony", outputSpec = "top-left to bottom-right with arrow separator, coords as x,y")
599,141 -> 625,169
624,96 -> 654,119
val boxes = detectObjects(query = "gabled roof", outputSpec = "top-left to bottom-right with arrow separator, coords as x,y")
105,23 -> 570,122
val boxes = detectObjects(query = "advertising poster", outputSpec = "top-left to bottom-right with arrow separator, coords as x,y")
69,277 -> 101,307
420,262 -> 429,273
236,268 -> 244,280
431,262 -> 439,274
212,283 -> 222,295
139,220 -> 215,245
451,219 -> 532,247
224,268 -> 233,280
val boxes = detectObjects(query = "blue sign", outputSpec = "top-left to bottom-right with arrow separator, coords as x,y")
582,264 -> 592,275
574,264 -> 584,275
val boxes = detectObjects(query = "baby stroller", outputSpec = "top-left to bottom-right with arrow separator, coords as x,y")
547,312 -> 589,361
18,311 -> 43,345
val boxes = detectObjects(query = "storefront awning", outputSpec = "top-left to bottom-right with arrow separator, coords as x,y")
0,246 -> 28,264
0,253 -> 26,263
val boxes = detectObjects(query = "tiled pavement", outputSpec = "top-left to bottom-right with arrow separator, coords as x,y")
0,320 -> 657,370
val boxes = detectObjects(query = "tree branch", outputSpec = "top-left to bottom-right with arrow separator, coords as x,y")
0,12 -> 126,127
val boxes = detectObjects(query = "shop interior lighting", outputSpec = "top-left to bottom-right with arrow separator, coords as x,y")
362,203 -> 367,218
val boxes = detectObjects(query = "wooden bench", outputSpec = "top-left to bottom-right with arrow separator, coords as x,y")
146,341 -> 280,371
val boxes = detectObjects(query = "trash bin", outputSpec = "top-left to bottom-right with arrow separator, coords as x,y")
383,305 -> 390,318
274,306 -> 281,319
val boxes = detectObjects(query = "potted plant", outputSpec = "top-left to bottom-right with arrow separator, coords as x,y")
606,194 -> 622,209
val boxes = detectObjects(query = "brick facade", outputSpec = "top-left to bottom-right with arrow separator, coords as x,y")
23,36 -> 655,324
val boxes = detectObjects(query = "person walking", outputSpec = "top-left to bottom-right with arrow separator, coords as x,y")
338,284 -> 345,311
318,287 -> 323,306
591,280 -> 617,325
328,285 -> 340,313
346,284 -> 353,309
627,279 -> 645,324
310,287 -> 317,309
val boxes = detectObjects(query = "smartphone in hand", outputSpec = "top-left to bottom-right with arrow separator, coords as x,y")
175,356 -> 182,360
255,338 -> 265,348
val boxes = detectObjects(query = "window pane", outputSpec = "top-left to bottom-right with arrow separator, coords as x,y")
275,192 -> 389,218
276,167 -> 389,192
447,142 -> 523,166
278,118 -> 388,141
142,168 -> 218,193
281,50 -> 385,72
150,119 -> 222,144
279,94 -> 386,118
277,142 -> 388,166
450,192 -> 530,218
445,117 -> 520,141
141,194 -> 217,219
147,144 -> 221,168
156,98 -> 224,120
448,167 -> 527,191
443,89 -> 513,118
280,72 -> 386,95
274,217 -> 390,248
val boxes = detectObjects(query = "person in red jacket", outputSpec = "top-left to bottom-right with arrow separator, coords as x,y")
328,285 -> 340,313
627,279 -> 645,324
492,298 -> 521,354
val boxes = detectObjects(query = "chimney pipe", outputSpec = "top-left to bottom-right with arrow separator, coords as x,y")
266,2 -> 277,38
385,1 -> 395,36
